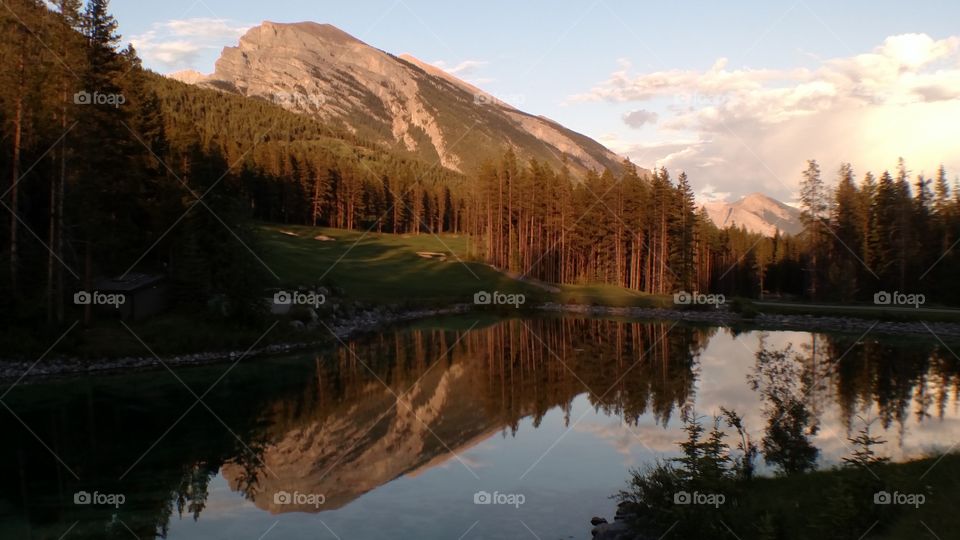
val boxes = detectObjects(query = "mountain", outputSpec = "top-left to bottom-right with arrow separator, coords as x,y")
170,21 -> 624,176
167,69 -> 208,84
702,193 -> 803,236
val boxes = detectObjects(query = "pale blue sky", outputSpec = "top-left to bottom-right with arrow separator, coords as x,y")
112,0 -> 960,202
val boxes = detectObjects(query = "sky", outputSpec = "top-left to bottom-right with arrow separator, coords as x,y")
110,0 -> 960,204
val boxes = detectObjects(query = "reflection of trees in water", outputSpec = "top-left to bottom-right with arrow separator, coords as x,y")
174,463 -> 213,523
257,318 -> 714,441
208,319 -> 714,516
747,334 -> 960,474
826,335 -> 960,441
749,333 -> 960,468
0,362 -> 310,539
749,337 -> 820,474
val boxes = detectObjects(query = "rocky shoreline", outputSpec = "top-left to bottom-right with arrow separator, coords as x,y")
538,302 -> 960,338
590,503 -> 647,540
4,302 -> 959,384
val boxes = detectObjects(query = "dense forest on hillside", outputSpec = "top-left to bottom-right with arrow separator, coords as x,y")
2,0 -> 960,340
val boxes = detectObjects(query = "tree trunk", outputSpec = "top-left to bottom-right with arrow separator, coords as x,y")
9,49 -> 25,294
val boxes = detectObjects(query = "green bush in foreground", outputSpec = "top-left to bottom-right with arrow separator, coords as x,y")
618,413 -> 949,540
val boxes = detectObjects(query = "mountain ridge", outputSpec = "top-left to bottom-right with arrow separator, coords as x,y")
703,192 -> 803,236
169,20 -> 626,177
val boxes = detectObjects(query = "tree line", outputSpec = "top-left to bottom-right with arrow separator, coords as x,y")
796,158 -> 960,303
4,1 -> 959,338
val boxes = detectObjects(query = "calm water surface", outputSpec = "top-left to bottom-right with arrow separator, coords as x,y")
1,315 -> 958,539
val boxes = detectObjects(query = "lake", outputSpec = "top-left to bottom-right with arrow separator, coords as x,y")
1,315 -> 957,539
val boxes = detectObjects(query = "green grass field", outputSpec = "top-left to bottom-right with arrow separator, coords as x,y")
257,224 -> 539,305
255,223 -> 672,308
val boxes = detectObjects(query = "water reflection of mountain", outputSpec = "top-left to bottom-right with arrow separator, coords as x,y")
224,318 -> 710,513
0,317 -> 957,538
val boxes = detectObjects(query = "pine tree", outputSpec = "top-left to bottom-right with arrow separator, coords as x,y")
74,0 -> 136,321
831,163 -> 861,300
2,0 -> 44,295
670,172 -> 696,290
932,165 -> 953,264
47,0 -> 85,322
858,172 -> 877,289
800,160 -> 827,298
893,158 -> 913,290
870,171 -> 899,289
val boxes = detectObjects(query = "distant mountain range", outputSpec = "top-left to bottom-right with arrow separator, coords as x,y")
170,21 -> 624,176
702,193 -> 803,236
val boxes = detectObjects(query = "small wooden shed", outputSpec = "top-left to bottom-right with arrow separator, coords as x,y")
93,273 -> 167,321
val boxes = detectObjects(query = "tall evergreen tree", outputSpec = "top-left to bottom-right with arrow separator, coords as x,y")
800,160 -> 827,298
831,163 -> 861,300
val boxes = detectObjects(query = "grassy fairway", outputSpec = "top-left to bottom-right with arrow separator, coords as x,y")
256,223 -> 674,308
256,224 -> 542,305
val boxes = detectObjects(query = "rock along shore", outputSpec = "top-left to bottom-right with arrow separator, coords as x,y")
538,302 -> 960,338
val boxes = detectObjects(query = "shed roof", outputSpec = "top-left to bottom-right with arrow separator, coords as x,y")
94,273 -> 164,292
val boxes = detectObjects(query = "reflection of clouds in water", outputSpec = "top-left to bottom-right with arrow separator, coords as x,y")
432,454 -> 486,471
575,421 -> 681,466
689,329 -> 960,467
814,402 -> 960,464
569,327 -> 960,472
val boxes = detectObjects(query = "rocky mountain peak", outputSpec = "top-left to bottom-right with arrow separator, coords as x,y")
233,20 -> 367,52
175,21 -> 625,176
703,192 -> 803,236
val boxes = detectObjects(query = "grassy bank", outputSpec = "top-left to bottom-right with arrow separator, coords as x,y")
737,454 -> 958,539
616,414 -> 960,540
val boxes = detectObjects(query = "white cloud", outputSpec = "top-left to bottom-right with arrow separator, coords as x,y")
130,18 -> 251,71
622,109 -> 658,128
428,59 -> 494,88
144,41 -> 203,67
163,18 -> 250,38
697,184 -> 732,204
574,34 -> 960,202
431,59 -> 489,76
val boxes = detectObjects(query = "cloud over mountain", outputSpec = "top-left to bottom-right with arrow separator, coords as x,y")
130,18 -> 251,70
622,109 -> 658,128
574,33 -> 960,203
